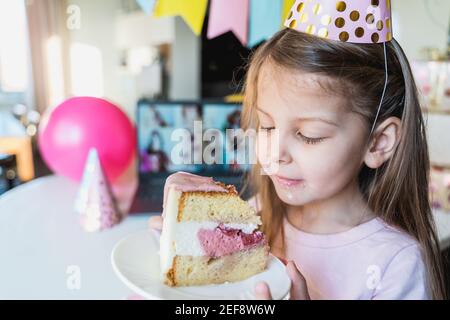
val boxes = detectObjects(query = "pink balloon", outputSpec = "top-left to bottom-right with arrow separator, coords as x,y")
38,97 -> 136,183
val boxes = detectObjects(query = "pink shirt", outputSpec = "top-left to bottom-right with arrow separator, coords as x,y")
283,217 -> 430,300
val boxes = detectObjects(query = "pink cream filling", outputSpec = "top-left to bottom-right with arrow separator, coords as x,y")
197,224 -> 265,257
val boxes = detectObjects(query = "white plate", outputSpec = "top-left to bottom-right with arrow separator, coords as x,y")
111,229 -> 291,300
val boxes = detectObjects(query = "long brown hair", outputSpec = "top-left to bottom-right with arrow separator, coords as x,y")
240,28 -> 447,299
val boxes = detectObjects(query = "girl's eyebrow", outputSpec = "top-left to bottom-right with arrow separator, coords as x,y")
255,107 -> 271,117
256,107 -> 338,127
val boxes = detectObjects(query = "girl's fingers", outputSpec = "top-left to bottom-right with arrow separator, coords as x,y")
286,261 -> 310,300
148,215 -> 163,230
254,281 -> 273,300
278,257 -> 288,265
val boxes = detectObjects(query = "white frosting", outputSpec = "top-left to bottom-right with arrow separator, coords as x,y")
159,187 -> 259,277
160,188 -> 181,276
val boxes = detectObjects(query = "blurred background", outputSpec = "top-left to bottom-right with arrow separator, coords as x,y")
0,0 -> 448,112
0,0 -> 449,299
0,0 -> 449,206
0,0 -> 449,186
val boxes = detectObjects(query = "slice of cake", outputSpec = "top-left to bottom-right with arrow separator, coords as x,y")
159,171 -> 269,286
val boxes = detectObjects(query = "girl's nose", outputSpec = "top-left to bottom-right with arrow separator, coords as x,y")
275,144 -> 291,165
271,130 -> 292,165
257,129 -> 292,174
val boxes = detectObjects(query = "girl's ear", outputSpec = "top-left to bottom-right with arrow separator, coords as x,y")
364,116 -> 402,169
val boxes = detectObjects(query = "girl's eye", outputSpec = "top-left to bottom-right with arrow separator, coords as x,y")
296,131 -> 324,145
259,126 -> 275,131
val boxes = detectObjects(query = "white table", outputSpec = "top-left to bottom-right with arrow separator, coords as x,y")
1,175 -> 449,299
0,175 -> 152,299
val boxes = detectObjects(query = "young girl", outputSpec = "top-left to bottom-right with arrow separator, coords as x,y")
239,26 -> 447,300
150,4 -> 447,300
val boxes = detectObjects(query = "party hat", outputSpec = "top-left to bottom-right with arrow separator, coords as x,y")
75,148 -> 122,232
284,0 -> 393,43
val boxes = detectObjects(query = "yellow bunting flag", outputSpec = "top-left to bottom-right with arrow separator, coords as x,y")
153,0 -> 208,36
281,0 -> 296,26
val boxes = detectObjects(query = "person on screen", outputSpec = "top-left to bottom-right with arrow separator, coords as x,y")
140,130 -> 169,173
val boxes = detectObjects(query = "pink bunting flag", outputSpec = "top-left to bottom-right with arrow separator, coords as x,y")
207,0 -> 250,46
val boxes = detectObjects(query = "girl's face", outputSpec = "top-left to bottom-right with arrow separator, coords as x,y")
256,62 -> 369,206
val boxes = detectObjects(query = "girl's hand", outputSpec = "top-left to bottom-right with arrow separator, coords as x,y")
149,215 -> 309,300
254,261 -> 310,300
148,215 -> 163,231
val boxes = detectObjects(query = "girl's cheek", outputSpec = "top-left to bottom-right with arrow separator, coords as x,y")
291,143 -> 345,180
309,144 -> 361,191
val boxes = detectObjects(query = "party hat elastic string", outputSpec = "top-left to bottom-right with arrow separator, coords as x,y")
369,41 -> 389,138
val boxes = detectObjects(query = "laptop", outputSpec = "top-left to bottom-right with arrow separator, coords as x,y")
129,99 -> 253,214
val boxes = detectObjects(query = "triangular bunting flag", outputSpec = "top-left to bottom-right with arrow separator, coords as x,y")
153,0 -> 208,36
136,0 -> 156,15
207,0 -> 250,46
75,148 -> 122,232
248,0 -> 282,47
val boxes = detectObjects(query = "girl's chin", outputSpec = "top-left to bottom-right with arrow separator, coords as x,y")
275,188 -> 307,206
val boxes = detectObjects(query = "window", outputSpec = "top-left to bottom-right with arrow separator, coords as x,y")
0,0 -> 29,93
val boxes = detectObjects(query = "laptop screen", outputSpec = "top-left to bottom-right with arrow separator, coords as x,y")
137,100 -> 251,176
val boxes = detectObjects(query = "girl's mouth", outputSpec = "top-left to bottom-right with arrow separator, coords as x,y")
273,175 -> 304,187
